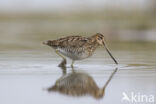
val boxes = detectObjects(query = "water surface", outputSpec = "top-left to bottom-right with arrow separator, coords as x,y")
0,43 -> 156,104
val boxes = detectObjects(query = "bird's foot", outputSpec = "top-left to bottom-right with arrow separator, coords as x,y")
58,59 -> 67,68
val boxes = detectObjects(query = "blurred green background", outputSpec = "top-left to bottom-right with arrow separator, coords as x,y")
0,0 -> 156,50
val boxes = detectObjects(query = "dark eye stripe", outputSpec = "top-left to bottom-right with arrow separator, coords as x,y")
98,37 -> 103,40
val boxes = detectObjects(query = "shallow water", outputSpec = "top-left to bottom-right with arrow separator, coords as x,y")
0,43 -> 156,104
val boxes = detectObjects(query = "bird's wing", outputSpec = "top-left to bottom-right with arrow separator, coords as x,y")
56,36 -> 89,48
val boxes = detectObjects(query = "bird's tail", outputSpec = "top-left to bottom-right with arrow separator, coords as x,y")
43,40 -> 58,48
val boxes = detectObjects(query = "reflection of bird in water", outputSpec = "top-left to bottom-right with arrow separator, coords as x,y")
48,67 -> 118,99
43,33 -> 118,67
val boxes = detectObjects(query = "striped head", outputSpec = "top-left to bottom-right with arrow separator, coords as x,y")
93,33 -> 118,64
93,33 -> 105,46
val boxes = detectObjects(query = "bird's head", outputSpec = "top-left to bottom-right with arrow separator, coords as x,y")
94,33 -> 118,64
94,33 -> 105,46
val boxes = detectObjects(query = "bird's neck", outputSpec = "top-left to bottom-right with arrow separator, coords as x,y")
88,36 -> 99,46
86,37 -> 100,56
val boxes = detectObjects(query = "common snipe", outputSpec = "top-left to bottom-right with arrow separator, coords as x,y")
43,33 -> 118,67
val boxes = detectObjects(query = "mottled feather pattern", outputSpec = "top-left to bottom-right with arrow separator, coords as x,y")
47,35 -> 100,60
44,33 -> 118,66
57,36 -> 88,48
52,36 -> 88,50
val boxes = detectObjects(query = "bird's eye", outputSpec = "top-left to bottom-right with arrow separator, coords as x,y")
98,37 -> 102,40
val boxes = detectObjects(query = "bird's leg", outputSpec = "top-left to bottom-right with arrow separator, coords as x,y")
59,59 -> 67,67
55,50 -> 67,67
71,64 -> 76,73
71,60 -> 75,68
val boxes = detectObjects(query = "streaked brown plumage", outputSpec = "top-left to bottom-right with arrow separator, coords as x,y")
43,33 -> 118,67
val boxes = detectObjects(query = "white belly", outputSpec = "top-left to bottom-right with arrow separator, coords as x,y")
57,48 -> 89,60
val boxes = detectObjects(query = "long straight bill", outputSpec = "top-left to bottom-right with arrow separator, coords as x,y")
103,42 -> 118,64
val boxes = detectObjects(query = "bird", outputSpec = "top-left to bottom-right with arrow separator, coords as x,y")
43,33 -> 118,67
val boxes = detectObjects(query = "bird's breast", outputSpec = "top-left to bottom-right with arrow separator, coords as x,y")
57,47 -> 89,60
